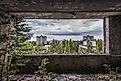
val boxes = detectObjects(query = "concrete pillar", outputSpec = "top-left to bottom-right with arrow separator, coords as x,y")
104,17 -> 110,54
109,16 -> 121,55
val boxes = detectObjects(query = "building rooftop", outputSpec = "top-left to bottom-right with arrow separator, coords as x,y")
83,35 -> 96,41
36,35 -> 47,38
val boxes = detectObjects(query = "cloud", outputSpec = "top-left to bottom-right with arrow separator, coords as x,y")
25,19 -> 103,40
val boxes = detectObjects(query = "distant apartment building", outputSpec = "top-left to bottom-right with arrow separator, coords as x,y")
83,35 -> 96,46
79,35 -> 97,53
36,35 -> 47,45
83,35 -> 94,40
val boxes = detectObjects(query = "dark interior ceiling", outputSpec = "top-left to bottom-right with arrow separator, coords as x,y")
0,0 -> 121,18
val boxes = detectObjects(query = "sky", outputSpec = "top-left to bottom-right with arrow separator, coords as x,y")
25,19 -> 104,41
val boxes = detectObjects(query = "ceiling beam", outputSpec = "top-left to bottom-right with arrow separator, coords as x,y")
9,11 -> 121,19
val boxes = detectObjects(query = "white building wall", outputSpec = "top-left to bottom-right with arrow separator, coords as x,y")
83,40 -> 96,46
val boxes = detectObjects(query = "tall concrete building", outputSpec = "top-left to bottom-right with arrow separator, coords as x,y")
36,35 -> 47,45
79,35 -> 97,53
83,35 -> 95,41
83,35 -> 96,47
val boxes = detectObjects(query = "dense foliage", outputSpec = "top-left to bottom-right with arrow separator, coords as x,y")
34,58 -> 57,80
96,39 -> 104,53
48,39 -> 81,54
2,16 -> 32,81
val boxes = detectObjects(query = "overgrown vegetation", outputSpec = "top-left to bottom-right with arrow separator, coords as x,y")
48,39 -> 80,54
34,58 -> 57,80
0,13 -> 56,81
34,38 -> 104,54
98,64 -> 119,81
96,39 -> 104,54
1,15 -> 32,81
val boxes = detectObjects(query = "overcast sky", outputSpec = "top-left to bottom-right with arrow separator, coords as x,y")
25,19 -> 104,41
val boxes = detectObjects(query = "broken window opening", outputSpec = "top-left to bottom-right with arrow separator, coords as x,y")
23,19 -> 105,55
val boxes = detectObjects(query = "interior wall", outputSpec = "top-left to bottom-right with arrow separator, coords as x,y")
109,16 -> 121,55
18,55 -> 121,74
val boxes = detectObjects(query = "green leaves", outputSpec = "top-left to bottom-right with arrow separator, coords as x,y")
4,15 -> 32,80
103,64 -> 115,74
97,64 -> 119,81
35,58 -> 49,75
96,39 -> 103,53
34,58 -> 57,78
87,39 -> 93,53
48,39 -> 80,54
41,58 -> 48,66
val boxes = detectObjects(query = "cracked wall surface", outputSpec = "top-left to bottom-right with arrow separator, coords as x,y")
1,0 -> 121,18
1,0 -> 121,12
0,10 -> 9,80
109,16 -> 121,55
18,55 -> 121,74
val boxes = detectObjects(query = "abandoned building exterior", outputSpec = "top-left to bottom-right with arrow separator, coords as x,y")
82,35 -> 96,48
0,0 -> 121,80
36,35 -> 47,45
79,35 -> 97,53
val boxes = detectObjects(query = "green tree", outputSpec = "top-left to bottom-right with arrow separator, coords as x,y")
3,16 -> 32,80
48,39 -> 81,54
96,39 -> 103,53
87,39 -> 93,53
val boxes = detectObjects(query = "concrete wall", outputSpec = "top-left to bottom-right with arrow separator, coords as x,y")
0,10 -> 9,80
0,10 -> 9,51
109,16 -> 121,55
18,55 -> 121,74
0,10 -> 5,80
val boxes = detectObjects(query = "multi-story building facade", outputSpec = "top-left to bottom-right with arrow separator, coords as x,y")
79,35 -> 97,53
83,35 -> 96,47
36,35 -> 47,45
